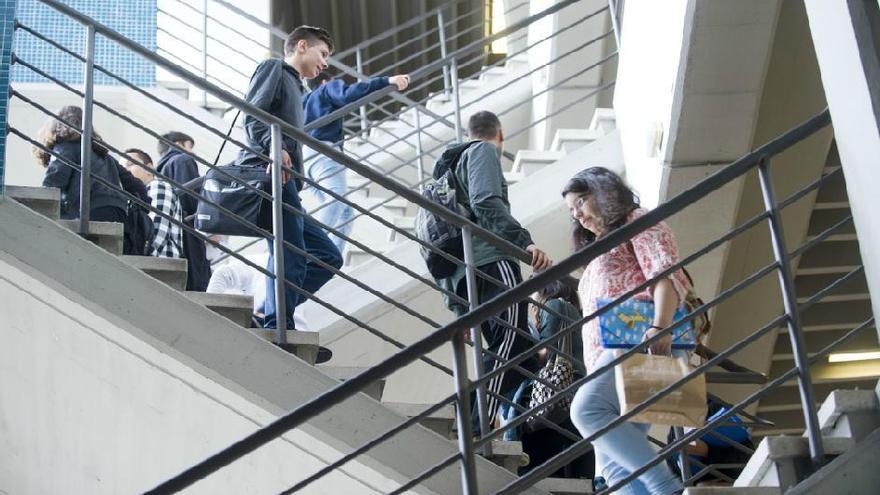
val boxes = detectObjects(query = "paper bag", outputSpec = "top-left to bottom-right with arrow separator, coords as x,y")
615,352 -> 707,427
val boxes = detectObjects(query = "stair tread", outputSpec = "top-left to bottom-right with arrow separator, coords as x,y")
383,401 -> 455,420
535,477 -> 594,494
57,219 -> 123,236
120,255 -> 187,271
184,291 -> 253,309
251,328 -> 319,346
817,389 -> 880,430
5,184 -> 60,201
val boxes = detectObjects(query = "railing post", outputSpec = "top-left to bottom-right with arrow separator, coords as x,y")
355,47 -> 369,134
414,107 -> 425,189
449,58 -> 464,142
270,123 -> 288,345
437,9 -> 451,95
757,157 -> 824,467
202,0 -> 209,107
607,0 -> 622,48
461,225 -> 491,442
450,328 -> 480,495
672,426 -> 691,485
78,24 -> 96,236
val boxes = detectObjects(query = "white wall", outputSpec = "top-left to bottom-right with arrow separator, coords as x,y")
612,0 -> 691,208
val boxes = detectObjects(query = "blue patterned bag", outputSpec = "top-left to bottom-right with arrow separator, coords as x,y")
597,297 -> 697,349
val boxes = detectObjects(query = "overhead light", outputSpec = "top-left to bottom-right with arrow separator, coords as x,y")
828,351 -> 880,363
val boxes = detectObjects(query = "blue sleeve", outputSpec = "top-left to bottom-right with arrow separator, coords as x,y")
163,156 -> 200,214
42,151 -> 75,189
324,77 -> 390,108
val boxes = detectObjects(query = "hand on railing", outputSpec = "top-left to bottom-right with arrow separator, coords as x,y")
389,74 -> 411,91
269,149 -> 293,184
526,244 -> 553,271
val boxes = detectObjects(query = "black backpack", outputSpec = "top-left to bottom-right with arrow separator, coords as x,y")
415,141 -> 479,279
123,200 -> 154,255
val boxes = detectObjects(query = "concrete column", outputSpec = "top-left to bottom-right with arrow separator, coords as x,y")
804,0 -> 880,336
0,0 -> 17,195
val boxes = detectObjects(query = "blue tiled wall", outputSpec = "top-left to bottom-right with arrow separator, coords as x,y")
11,0 -> 157,86
1,0 -> 17,193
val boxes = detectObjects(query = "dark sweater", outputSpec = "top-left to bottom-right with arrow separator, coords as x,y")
303,77 -> 390,143
42,140 -> 148,219
237,58 -> 306,190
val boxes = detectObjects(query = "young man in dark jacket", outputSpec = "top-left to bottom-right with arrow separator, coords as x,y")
301,71 -> 410,251
157,131 -> 211,291
238,26 -> 343,331
440,110 -> 553,434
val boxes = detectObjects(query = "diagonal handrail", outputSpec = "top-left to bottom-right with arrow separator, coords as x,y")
142,100 -> 831,492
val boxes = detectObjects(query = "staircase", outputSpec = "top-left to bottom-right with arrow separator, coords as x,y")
0,188 -> 552,494
755,141 -> 879,436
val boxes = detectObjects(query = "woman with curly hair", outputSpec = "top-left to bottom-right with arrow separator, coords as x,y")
34,105 -> 147,222
563,166 -> 688,495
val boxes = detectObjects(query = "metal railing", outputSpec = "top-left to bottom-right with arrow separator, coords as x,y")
11,0 -> 613,471
7,1 -> 872,494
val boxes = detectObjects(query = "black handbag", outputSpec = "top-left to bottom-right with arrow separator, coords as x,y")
195,164 -> 274,237
525,330 -> 575,432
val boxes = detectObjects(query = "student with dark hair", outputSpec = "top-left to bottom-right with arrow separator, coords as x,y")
302,70 -> 410,252
563,166 -> 689,495
438,110 -> 552,434
35,105 -> 148,223
157,131 -> 210,290
236,25 -> 343,331
123,148 -> 183,259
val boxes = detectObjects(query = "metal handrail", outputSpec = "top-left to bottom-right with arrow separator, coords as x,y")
142,96 -> 831,491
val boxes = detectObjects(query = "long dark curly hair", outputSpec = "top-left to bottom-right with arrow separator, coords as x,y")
33,105 -> 107,167
560,166 -> 639,250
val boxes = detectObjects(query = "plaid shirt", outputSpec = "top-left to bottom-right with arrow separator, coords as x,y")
146,179 -> 183,258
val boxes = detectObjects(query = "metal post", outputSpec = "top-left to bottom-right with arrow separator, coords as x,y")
449,59 -> 464,142
437,9 -> 451,95
270,124 -> 288,345
355,47 -> 368,134
414,107 -> 425,188
78,24 -> 96,236
673,426 -> 691,485
202,0 -> 208,108
450,328 -> 480,494
462,225 -> 491,442
757,158 -> 824,466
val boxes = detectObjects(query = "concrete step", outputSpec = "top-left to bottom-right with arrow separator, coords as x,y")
388,216 -> 416,243
734,435 -> 854,490
157,79 -> 190,100
511,150 -> 566,176
483,440 -> 527,473
480,66 -> 510,83
588,108 -> 616,134
383,401 -> 457,439
251,328 -> 321,365
5,185 -> 60,219
58,219 -> 123,255
815,389 -> 880,442
120,255 -> 188,290
344,243 -> 390,268
459,79 -> 482,91
786,427 -> 880,495
184,291 -> 253,328
504,171 -> 525,186
316,365 -> 385,401
683,488 -> 781,495
535,477 -> 594,494
550,129 -> 602,154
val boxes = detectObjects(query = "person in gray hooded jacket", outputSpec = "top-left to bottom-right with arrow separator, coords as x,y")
440,110 -> 553,434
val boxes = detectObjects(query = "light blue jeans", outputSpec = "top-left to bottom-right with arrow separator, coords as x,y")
304,142 -> 353,253
570,350 -> 684,495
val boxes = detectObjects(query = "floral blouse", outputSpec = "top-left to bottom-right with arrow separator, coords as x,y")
577,208 -> 691,371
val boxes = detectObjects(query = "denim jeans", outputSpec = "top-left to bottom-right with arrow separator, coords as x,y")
304,142 -> 352,253
263,180 -> 343,329
570,350 -> 684,495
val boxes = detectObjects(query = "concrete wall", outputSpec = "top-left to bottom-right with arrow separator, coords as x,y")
0,254 -> 390,495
